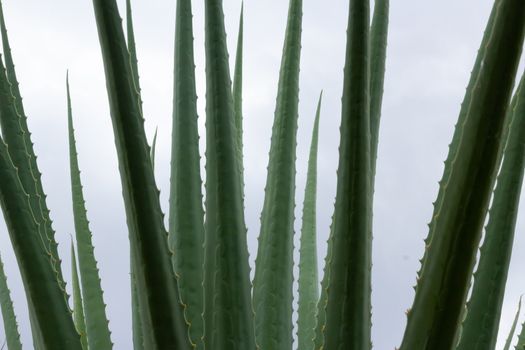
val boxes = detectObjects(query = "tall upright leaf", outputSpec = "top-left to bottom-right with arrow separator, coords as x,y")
0,0 -> 64,288
124,3 -> 146,348
70,242 -> 88,350
400,1 -> 525,348
456,72 -> 525,350
321,0 -> 372,349
169,0 -> 205,347
67,77 -> 113,350
91,1 -> 190,348
0,254 -> 21,350
297,92 -> 322,350
203,0 -> 255,348
252,0 -> 302,348
232,3 -> 244,187
369,0 -> 389,180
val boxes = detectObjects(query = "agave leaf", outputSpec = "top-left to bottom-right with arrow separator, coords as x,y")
0,254 -> 21,350
501,298 -> 522,350
0,0 -> 65,290
0,58 -> 81,349
169,0 -> 205,347
130,261 -> 144,350
126,0 -> 143,115
203,0 -> 255,348
297,92 -> 322,350
67,77 -> 113,349
252,0 -> 303,348
369,0 -> 389,180
91,0 -> 191,348
0,120 -> 81,348
313,222 -> 333,350
456,72 -> 525,349
232,3 -> 244,191
320,1 -> 372,348
71,241 -> 88,350
124,3 -> 148,348
399,1 -> 525,348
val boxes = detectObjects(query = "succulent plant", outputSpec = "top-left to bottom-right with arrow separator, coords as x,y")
0,0 -> 525,349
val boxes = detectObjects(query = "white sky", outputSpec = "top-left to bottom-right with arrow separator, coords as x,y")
0,0 -> 523,349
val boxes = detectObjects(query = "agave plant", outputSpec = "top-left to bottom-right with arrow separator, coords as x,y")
0,0 -> 525,349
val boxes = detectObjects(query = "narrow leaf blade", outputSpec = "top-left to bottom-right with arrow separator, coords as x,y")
67,77 -> 113,350
203,0 -> 255,348
297,92 -> 322,350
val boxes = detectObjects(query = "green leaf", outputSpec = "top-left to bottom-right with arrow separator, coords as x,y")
252,0 -> 303,348
0,118 -> 81,349
130,261 -> 144,350
0,254 -> 22,350
91,0 -> 191,348
313,223 -> 333,349
0,0 -> 65,291
124,3 -> 146,348
502,298 -> 522,350
125,0 -> 143,115
321,0 -> 372,348
67,77 -> 113,350
0,57 -> 80,349
203,0 -> 255,348
369,0 -> 389,180
456,72 -> 525,349
169,0 -> 205,347
71,241 -> 88,350
232,3 -> 244,192
297,92 -> 322,350
399,1 -> 525,348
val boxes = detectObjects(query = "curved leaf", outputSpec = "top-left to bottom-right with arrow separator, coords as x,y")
91,0 -> 191,348
400,1 -> 525,348
456,72 -> 525,349
0,0 -> 65,290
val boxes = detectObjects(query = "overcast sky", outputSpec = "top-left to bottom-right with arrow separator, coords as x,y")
0,0 -> 522,349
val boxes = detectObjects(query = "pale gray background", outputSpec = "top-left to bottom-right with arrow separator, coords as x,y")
0,0 -> 522,349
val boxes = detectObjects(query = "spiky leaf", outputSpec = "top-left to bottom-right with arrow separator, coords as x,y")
71,242 -> 88,350
67,77 -> 113,349
203,0 -> 255,348
252,0 -> 303,348
400,1 -> 525,348
321,1 -> 372,349
91,0 -> 190,348
0,254 -> 21,350
169,0 -> 205,347
297,92 -> 322,350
